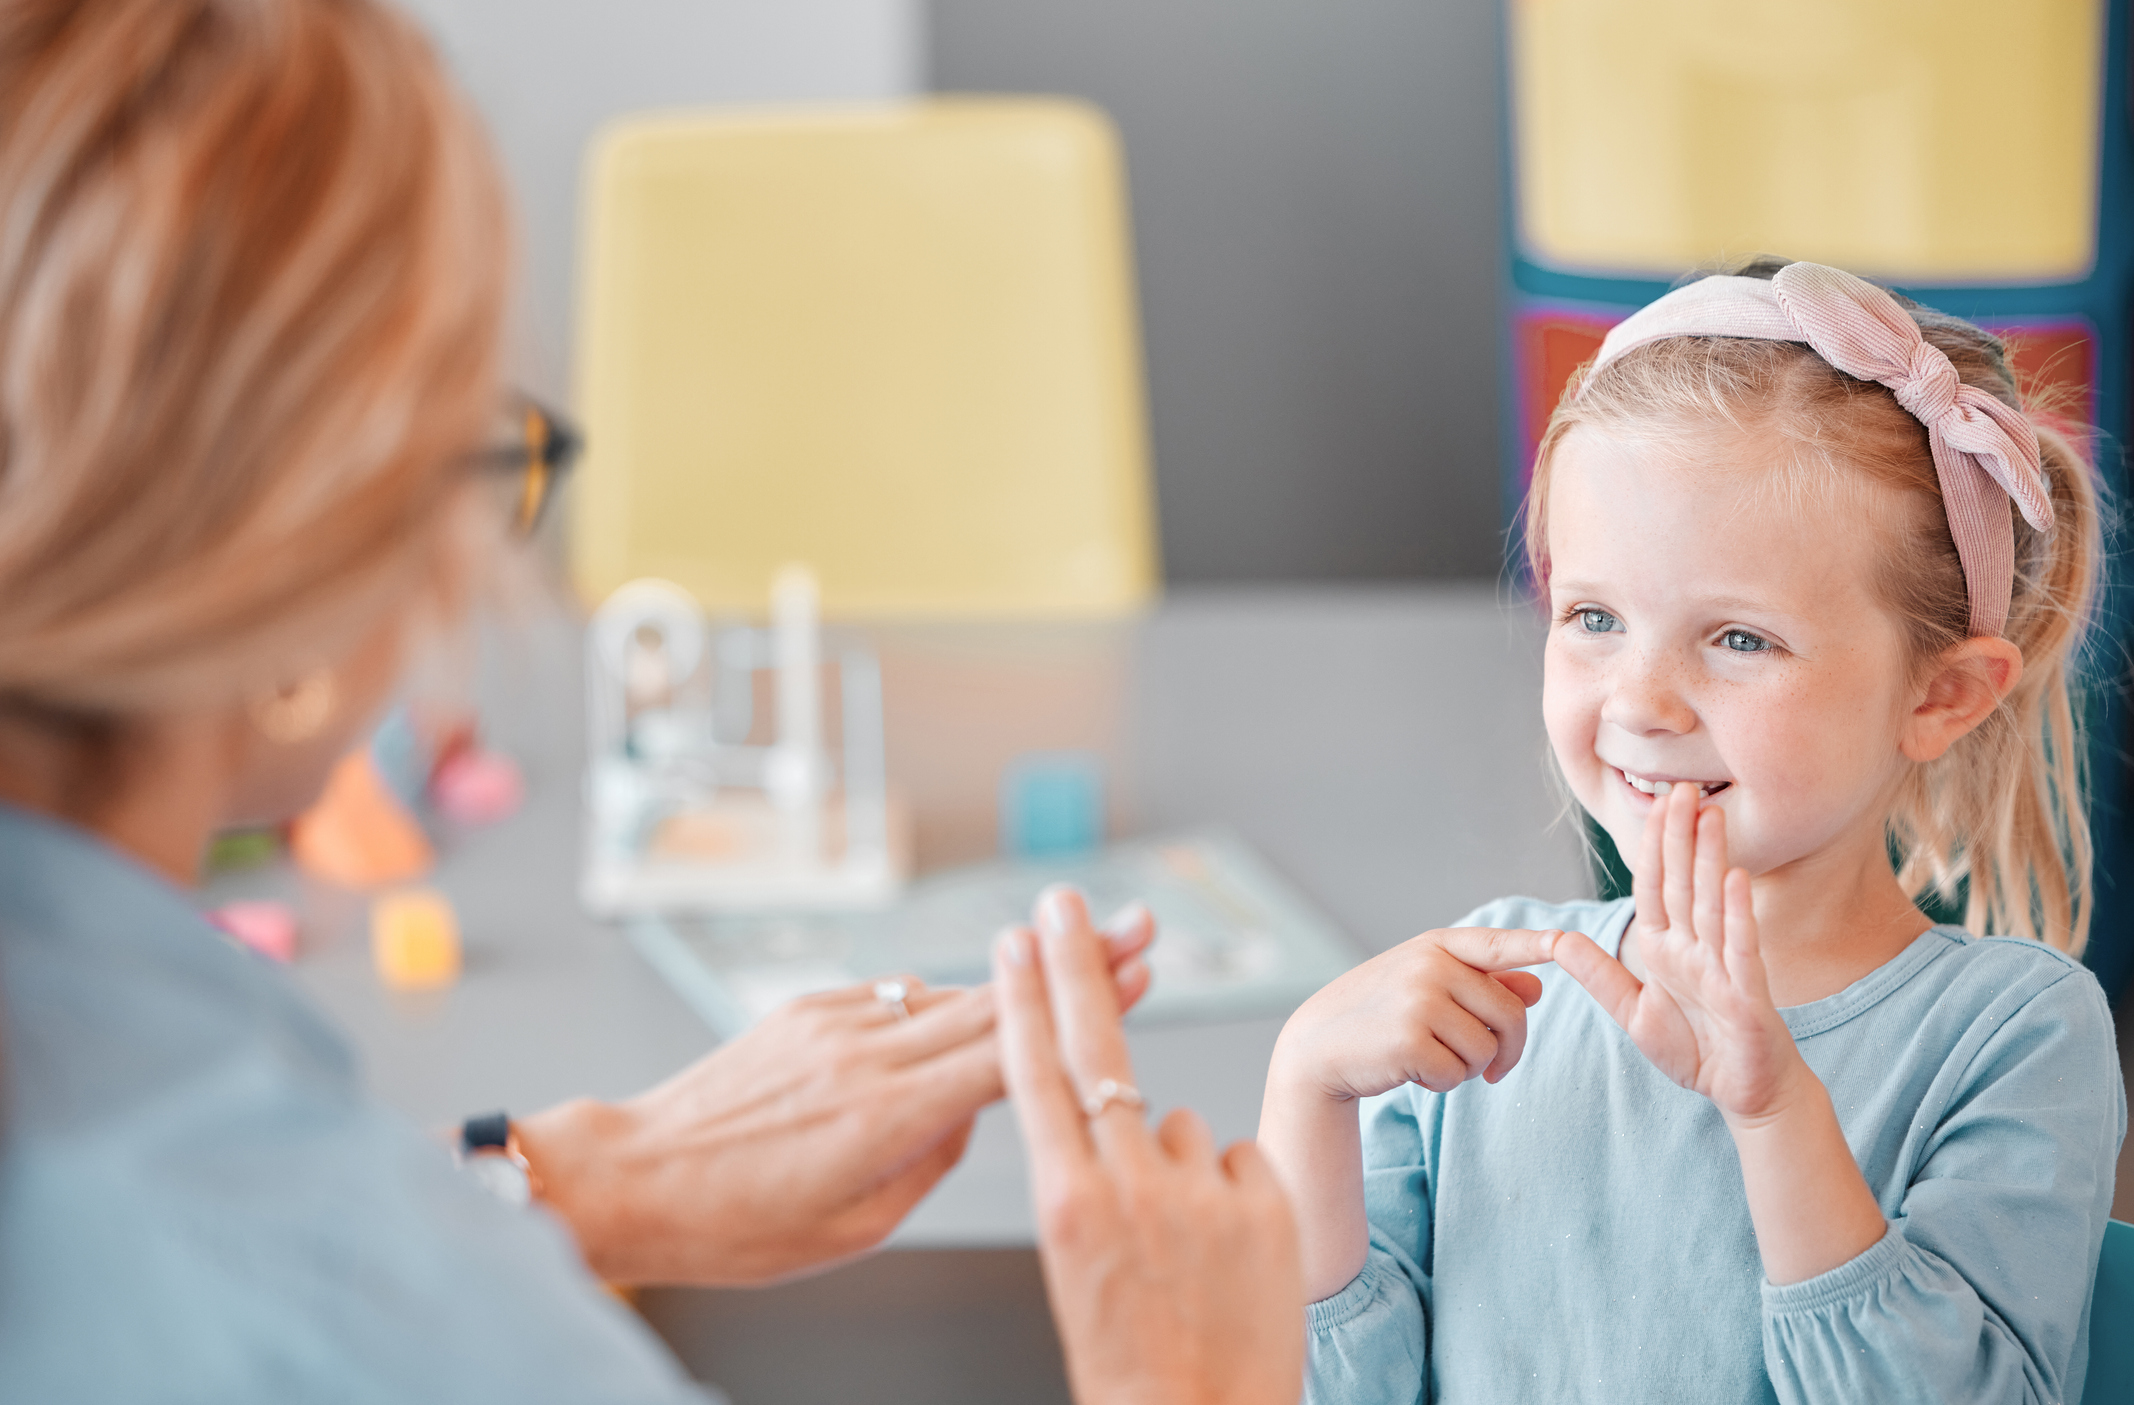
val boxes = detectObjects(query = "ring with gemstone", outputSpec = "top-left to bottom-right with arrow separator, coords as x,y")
1080,1077 -> 1147,1120
873,979 -> 912,1020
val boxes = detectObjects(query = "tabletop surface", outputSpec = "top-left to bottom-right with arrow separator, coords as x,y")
207,583 -> 1591,1245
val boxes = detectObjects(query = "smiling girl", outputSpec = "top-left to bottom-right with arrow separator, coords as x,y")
1259,259 -> 2125,1403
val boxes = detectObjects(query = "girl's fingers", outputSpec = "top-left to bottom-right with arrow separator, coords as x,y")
1662,784 -> 1698,942
1721,867 -> 1769,1002
1494,970 -> 1545,1008
992,927 -> 1097,1185
1632,789 -> 1668,934
1552,929 -> 1643,1030
1034,886 -> 1155,1162
1692,805 -> 1728,950
1429,1000 -> 1504,1084
1428,926 -> 1564,972
1447,966 -> 1536,1082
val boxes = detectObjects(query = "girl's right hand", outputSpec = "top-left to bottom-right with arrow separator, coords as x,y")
1269,926 -> 1566,1103
1258,925 -> 1565,1301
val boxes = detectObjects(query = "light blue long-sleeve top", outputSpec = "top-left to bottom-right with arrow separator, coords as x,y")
1305,895 -> 2126,1405
0,803 -> 711,1402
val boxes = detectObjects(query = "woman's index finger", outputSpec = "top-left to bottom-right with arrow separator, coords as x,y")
1034,886 -> 1156,1163
991,927 -> 1097,1179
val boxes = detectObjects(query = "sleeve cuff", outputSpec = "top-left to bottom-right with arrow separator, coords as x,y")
1760,1220 -> 1907,1316
1306,1255 -> 1399,1335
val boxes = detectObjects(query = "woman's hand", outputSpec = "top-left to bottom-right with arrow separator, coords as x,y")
997,888 -> 1302,1405
1553,782 -> 1888,1284
519,905 -> 1158,1287
1552,780 -> 1802,1122
1257,923 -> 1562,1300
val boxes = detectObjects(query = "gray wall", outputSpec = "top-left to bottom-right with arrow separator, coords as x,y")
399,0 -> 921,402
932,0 -> 1507,581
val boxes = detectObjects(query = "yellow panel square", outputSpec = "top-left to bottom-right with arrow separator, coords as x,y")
572,100 -> 1159,617
1511,0 -> 2103,281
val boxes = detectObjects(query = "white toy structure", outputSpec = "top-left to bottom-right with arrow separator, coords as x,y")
580,569 -> 908,915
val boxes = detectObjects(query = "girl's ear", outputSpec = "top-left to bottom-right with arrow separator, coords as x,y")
1900,637 -> 2023,763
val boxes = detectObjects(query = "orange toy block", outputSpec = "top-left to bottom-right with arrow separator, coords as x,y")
370,888 -> 462,990
290,750 -> 434,888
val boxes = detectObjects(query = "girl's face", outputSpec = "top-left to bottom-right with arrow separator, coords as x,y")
1541,425 -> 1917,881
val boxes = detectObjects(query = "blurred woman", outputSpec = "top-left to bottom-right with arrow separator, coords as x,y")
0,1 -> 1299,1399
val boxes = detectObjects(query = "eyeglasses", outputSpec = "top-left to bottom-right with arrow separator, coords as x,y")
468,394 -> 581,536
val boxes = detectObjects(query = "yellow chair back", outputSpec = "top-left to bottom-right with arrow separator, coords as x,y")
572,99 -> 1160,617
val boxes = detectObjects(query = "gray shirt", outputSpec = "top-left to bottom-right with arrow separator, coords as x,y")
1305,896 -> 2125,1405
0,804 -> 709,1402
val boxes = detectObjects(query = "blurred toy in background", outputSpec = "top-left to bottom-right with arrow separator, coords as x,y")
1000,751 -> 1106,860
290,748 -> 435,888
370,887 -> 463,990
285,703 -> 527,890
208,900 -> 299,963
581,567 -> 911,915
205,827 -> 280,873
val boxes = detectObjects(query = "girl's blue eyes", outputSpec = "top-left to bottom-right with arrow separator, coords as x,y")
1565,609 -> 1774,654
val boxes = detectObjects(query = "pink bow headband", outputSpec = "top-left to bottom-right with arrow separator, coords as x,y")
1580,262 -> 2054,638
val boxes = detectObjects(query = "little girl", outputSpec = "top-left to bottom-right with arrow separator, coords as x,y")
1259,259 -> 2126,1404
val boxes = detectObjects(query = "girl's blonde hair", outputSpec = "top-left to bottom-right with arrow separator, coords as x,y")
0,0 -> 510,718
1523,257 -> 2102,954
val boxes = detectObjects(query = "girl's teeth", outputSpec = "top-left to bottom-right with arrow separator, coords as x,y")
1619,768 -> 1728,798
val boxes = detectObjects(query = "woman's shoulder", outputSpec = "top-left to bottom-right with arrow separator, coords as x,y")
0,1097 -> 704,1401
0,810 -> 706,1402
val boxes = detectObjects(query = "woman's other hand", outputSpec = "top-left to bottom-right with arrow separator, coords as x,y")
517,904 -> 1157,1287
997,887 -> 1302,1405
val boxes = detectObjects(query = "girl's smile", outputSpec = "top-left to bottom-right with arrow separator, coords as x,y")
1609,766 -> 1732,801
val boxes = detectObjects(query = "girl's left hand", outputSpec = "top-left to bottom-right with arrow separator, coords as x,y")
1553,781 -> 1806,1124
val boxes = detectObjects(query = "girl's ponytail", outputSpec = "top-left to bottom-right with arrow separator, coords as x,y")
1893,413 -> 2101,953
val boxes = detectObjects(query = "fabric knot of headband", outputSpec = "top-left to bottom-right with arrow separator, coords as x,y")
1581,262 -> 2054,638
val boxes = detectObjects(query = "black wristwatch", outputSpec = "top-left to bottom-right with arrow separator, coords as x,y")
457,1111 -> 540,1209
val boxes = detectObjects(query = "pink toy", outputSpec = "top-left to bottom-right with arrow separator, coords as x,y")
430,748 -> 525,827
209,900 -> 298,963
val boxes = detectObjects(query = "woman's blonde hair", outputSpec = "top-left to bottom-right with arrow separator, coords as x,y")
0,0 -> 510,717
1522,258 -> 2102,954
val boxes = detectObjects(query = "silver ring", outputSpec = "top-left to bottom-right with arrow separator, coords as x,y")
873,979 -> 912,1020
1080,1077 -> 1146,1120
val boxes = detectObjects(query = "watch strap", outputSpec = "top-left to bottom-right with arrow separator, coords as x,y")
461,1110 -> 511,1154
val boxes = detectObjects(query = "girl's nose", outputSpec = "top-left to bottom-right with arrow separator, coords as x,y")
1600,648 -> 1698,737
